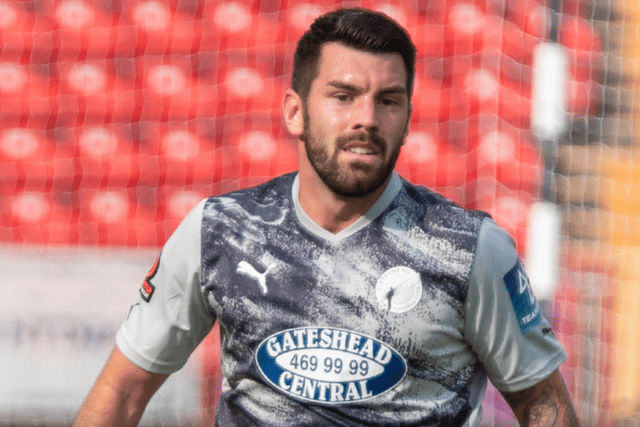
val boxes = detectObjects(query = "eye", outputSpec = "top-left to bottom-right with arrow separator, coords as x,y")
381,98 -> 399,106
333,93 -> 352,102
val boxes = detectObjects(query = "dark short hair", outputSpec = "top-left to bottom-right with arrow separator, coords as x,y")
291,8 -> 417,102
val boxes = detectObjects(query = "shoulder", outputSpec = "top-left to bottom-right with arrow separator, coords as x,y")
204,173 -> 296,212
475,218 -> 518,265
467,217 -> 520,292
398,178 -> 489,235
200,173 -> 296,249
201,173 -> 296,225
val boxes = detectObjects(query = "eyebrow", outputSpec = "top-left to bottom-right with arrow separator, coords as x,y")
327,80 -> 407,96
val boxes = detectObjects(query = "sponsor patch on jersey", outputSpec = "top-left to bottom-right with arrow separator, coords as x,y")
255,327 -> 406,404
375,266 -> 422,313
503,260 -> 541,334
140,254 -> 160,302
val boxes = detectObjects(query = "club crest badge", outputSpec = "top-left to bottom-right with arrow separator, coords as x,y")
375,266 -> 422,313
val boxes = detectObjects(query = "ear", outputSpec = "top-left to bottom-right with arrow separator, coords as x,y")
283,88 -> 305,138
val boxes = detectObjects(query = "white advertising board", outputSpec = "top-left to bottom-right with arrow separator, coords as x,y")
0,244 -> 200,426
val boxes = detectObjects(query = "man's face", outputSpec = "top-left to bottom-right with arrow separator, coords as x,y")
300,42 -> 411,198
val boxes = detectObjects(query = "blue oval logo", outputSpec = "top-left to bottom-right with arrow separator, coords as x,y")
255,327 -> 406,404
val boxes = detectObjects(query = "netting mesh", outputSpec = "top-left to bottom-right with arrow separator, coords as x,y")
1,0 -> 639,425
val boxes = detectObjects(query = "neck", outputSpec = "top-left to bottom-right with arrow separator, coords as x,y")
297,168 -> 391,234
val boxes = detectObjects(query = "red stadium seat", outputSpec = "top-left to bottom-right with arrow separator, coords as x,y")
443,3 -> 543,63
157,129 -> 219,185
138,59 -> 218,120
396,128 -> 467,189
53,0 -> 135,59
127,0 -> 203,54
4,190 -> 75,244
77,126 -> 121,158
75,189 -> 121,245
279,1 -> 325,48
0,127 -> 75,189
233,129 -> 298,186
0,128 -> 42,161
443,2 -> 488,56
0,63 -> 52,120
411,75 -> 468,123
213,63 -> 286,116
504,0 -> 548,40
481,16 -> 541,65
73,126 -> 157,188
202,2 -> 282,54
472,128 -> 542,193
369,2 -> 447,58
135,121 -> 226,186
56,61 -> 138,120
503,0 -> 548,64
370,2 -> 420,29
0,2 -> 54,57
76,188 -> 161,246
456,67 -> 531,126
410,19 -> 446,59
9,192 -> 53,225
137,118 -> 240,186
86,190 -> 130,223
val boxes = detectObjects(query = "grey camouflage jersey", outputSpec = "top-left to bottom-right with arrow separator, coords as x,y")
201,172 -> 488,426
116,171 -> 567,427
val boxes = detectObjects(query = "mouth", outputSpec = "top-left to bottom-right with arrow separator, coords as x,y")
345,145 -> 377,155
340,134 -> 384,157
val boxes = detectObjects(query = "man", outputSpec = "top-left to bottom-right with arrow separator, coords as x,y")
74,8 -> 579,426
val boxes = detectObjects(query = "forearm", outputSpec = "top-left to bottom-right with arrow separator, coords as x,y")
515,385 -> 579,427
73,380 -> 146,427
502,369 -> 580,427
73,346 -> 168,427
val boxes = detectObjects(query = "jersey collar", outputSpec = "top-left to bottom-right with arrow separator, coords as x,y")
292,172 -> 402,243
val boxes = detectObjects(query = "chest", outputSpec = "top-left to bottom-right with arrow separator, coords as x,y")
202,219 -> 474,364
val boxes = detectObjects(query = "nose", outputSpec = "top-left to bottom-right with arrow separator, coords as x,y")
353,95 -> 379,133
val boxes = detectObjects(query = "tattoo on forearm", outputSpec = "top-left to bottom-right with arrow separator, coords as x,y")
524,385 -> 558,427
521,382 -> 581,427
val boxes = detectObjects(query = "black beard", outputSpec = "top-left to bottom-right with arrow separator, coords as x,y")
301,109 -> 402,198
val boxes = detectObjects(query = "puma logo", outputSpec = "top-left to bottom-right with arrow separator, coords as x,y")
237,261 -> 275,294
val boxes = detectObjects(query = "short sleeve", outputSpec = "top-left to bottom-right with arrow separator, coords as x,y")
116,199 -> 215,374
464,218 -> 567,393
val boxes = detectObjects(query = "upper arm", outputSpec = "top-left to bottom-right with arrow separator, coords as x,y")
117,199 -> 215,374
501,369 -> 580,427
76,201 -> 211,427
74,346 -> 169,427
465,219 -> 567,391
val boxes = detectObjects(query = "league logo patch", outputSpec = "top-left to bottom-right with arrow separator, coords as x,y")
255,327 -> 406,404
140,255 -> 160,302
503,260 -> 541,334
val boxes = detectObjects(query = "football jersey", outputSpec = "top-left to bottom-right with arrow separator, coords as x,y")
117,172 -> 567,426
